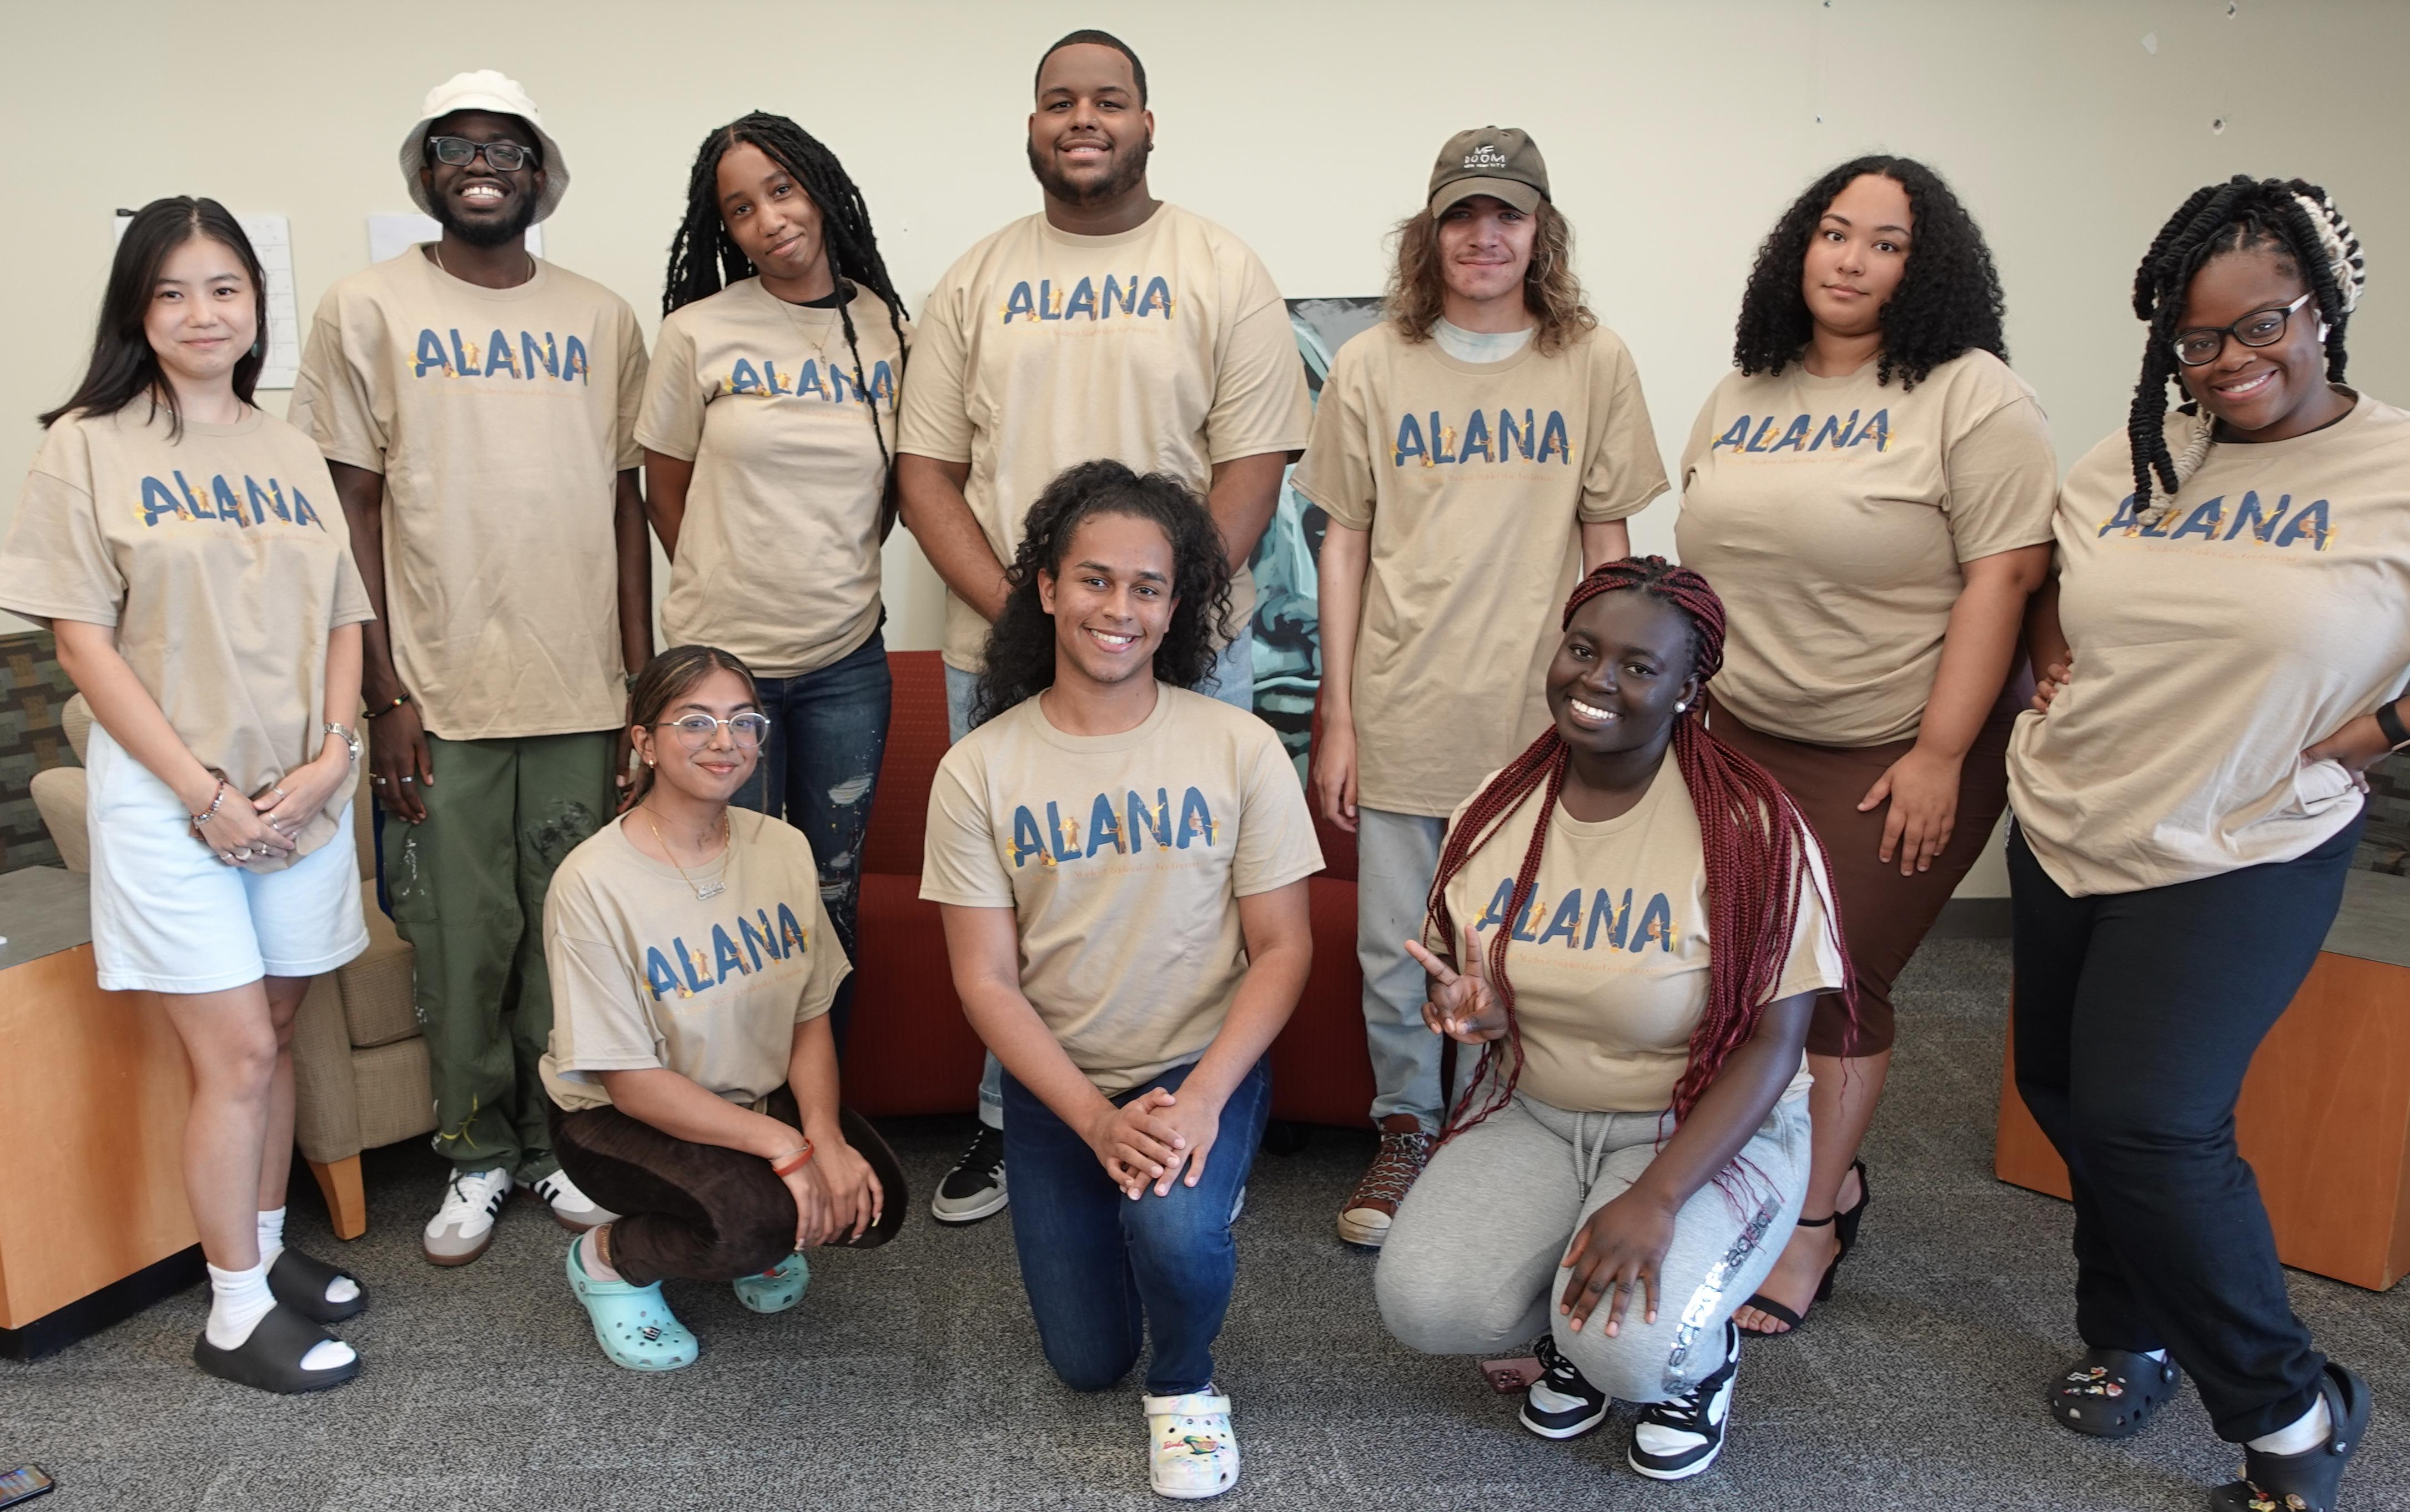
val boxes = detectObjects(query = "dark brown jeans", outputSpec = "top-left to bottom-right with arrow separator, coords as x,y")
550,1091 -> 907,1286
1703,689 -> 2019,1057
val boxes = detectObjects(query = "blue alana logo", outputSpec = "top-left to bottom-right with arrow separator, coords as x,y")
2098,489 -> 2331,551
412,327 -> 591,383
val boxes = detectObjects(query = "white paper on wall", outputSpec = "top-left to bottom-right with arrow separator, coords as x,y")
114,209 -> 302,390
368,213 -> 542,265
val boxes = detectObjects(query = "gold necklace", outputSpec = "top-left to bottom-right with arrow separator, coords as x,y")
432,241 -> 538,285
643,806 -> 731,900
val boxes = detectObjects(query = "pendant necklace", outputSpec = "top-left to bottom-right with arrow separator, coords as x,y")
645,807 -> 731,900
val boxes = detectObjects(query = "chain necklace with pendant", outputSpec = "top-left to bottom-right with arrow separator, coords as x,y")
645,806 -> 731,901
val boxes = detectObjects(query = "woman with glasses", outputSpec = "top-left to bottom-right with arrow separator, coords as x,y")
539,645 -> 907,1372
639,113 -> 910,1052
2009,177 -> 2401,1512
1671,156 -> 2057,1335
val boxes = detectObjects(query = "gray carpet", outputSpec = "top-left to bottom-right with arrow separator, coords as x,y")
6,940 -> 2407,1510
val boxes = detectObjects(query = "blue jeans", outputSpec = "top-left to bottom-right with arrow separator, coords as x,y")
731,629 -> 892,1051
951,634 -> 1256,1129
1002,1055 -> 1271,1395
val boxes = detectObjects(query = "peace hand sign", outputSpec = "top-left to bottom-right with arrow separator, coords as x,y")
1403,924 -> 1508,1044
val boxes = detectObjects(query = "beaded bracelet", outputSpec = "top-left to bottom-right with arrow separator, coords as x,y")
190,778 -> 232,828
769,1141 -> 816,1177
365,691 -> 413,720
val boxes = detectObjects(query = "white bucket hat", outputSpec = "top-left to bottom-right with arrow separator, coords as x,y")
398,69 -> 570,223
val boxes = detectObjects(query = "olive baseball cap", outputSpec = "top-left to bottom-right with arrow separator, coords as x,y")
1427,127 -> 1549,215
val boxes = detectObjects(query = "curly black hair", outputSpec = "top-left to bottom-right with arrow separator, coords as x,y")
970,460 -> 1235,728
1730,154 -> 2006,391
2124,175 -> 2354,512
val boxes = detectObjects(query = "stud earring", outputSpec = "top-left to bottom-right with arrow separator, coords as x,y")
1676,701 -> 1689,712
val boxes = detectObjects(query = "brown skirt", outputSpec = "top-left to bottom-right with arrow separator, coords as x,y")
1702,689 -> 2018,1057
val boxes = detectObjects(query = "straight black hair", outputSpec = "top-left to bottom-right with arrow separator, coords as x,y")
41,196 -> 268,437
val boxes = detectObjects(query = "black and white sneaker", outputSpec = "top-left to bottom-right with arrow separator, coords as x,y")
930,1123 -> 1008,1224
1629,1320 -> 1740,1481
1520,1334 -> 1611,1440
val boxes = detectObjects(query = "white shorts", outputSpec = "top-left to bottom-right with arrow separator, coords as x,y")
86,723 -> 370,994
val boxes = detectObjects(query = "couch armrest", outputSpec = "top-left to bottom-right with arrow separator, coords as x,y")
290,970 -> 365,1166
29,767 -> 90,874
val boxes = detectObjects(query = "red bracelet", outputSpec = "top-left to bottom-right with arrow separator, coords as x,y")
769,1141 -> 814,1176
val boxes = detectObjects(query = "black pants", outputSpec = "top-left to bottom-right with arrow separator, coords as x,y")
551,1091 -> 908,1287
2008,817 -> 2361,1443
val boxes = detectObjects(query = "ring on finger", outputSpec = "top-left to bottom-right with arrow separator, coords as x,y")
373,775 -> 388,785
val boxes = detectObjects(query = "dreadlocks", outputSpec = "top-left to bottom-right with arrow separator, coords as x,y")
1732,155 -> 2005,392
2124,175 -> 2365,513
662,112 -> 910,497
1426,557 -> 1851,1142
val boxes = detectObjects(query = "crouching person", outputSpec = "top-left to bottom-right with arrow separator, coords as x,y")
540,646 -> 905,1370
1376,559 -> 1849,1480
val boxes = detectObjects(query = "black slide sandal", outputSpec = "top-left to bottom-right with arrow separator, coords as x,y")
2048,1347 -> 2181,1438
193,1303 -> 360,1394
2208,1362 -> 2371,1512
267,1248 -> 366,1323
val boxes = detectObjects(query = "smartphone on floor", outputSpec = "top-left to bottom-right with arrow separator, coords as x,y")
0,1466 -> 55,1507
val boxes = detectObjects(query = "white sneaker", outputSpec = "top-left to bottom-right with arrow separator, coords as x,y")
1145,1387 -> 1240,1500
528,1169 -> 615,1233
1629,1320 -> 1740,1480
423,1168 -> 512,1266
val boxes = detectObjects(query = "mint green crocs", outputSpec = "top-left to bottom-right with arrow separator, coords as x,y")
566,1241 -> 698,1372
732,1252 -> 809,1314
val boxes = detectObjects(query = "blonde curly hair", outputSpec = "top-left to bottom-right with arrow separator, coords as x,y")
1385,199 -> 1595,356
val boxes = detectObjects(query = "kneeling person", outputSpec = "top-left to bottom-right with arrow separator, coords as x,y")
923,462 -> 1321,1500
1376,559 -> 1847,1481
540,646 -> 905,1372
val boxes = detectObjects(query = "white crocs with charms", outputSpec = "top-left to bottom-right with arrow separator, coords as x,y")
1144,1388 -> 1240,1500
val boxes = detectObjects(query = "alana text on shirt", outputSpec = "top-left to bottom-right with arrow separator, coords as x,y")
2100,488 -> 2332,551
1011,786 -> 1220,869
1475,877 -> 1679,955
140,469 -> 329,531
1709,409 -> 1894,456
1394,409 -> 1574,467
411,326 -> 595,383
643,900 -> 814,1001
1000,275 -> 1175,325
712,357 -> 897,406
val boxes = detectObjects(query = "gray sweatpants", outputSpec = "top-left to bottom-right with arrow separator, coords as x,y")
1376,1089 -> 1810,1403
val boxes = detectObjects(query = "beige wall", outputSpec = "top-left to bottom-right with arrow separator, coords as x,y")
6,0 -> 2406,896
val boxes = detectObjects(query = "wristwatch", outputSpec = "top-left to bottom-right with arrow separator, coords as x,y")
325,721 -> 363,763
2378,699 -> 2410,753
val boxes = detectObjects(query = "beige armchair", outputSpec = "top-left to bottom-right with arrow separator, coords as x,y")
29,694 -> 432,1239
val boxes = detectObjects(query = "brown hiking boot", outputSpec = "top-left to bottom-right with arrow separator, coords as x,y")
1337,1114 -> 1433,1249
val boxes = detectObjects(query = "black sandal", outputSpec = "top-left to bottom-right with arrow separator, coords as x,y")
2208,1362 -> 2370,1512
2048,1347 -> 2182,1438
268,1247 -> 366,1324
1738,1160 -> 1870,1335
193,1303 -> 360,1394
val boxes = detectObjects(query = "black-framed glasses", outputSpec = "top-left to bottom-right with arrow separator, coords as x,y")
427,135 -> 536,173
655,713 -> 770,749
2171,291 -> 2314,367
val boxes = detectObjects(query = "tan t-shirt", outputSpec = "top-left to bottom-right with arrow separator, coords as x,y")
920,686 -> 1324,1093
1433,759 -> 1845,1113
2008,394 -> 2410,896
1291,322 -> 1669,816
1674,350 -> 2057,745
288,249 -> 646,740
897,204 -> 1312,673
0,406 -> 373,869
541,809 -> 849,1113
639,280 -> 908,678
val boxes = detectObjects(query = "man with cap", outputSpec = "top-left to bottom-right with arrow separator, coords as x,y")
289,69 -> 652,1265
1289,126 -> 1669,1248
897,27 -> 1311,1226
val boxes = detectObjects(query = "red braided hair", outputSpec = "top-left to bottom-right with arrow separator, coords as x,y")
1427,556 -> 1853,1141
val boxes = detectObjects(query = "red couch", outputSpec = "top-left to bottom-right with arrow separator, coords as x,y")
843,651 -> 1377,1128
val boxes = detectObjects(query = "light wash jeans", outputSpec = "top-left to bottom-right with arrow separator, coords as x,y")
947,636 -> 1256,1130
1356,806 -> 1450,1132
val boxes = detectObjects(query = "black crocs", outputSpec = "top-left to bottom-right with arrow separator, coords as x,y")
834,1106 -> 910,1250
2050,1347 -> 2182,1438
2207,1362 -> 2371,1512
193,1303 -> 360,1394
267,1247 -> 366,1324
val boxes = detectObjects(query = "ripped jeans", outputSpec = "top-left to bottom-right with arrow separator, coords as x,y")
1375,1088 -> 1810,1402
730,629 -> 891,1051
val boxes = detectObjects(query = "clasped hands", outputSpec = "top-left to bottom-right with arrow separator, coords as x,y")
1086,1084 -> 1226,1201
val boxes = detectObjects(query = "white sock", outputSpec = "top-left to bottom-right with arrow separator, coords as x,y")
207,1258 -> 356,1372
577,1227 -> 623,1283
2248,1395 -> 2332,1456
257,1206 -> 358,1305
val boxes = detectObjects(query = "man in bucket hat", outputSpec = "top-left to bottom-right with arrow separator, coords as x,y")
290,69 -> 653,1265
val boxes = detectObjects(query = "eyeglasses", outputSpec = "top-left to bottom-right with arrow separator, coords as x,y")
655,713 -> 770,749
2171,291 -> 2314,367
426,135 -> 536,173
